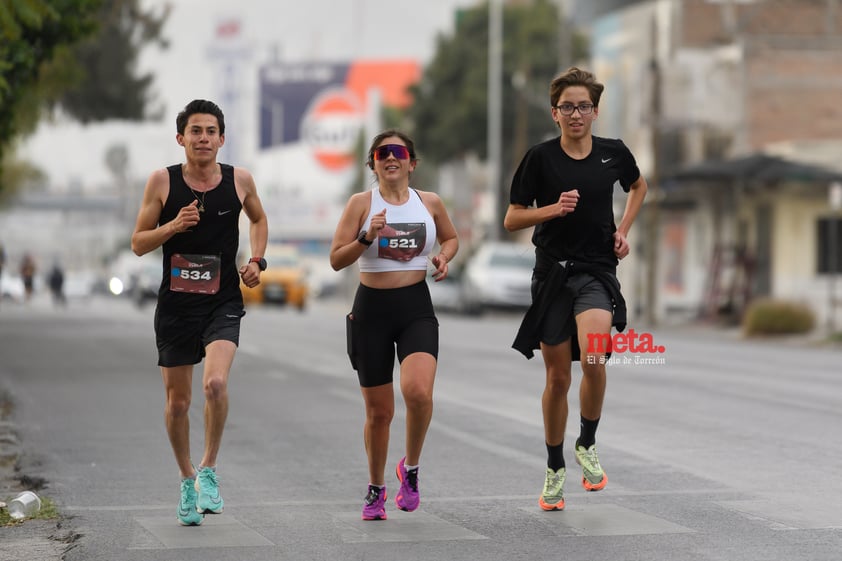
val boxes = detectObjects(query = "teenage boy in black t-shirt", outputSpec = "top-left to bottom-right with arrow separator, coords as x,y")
504,67 -> 648,511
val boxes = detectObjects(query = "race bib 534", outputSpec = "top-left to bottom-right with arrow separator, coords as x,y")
170,253 -> 221,294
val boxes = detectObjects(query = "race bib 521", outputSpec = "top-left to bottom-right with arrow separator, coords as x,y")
377,223 -> 426,261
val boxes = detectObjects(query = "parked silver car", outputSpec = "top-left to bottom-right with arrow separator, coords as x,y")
462,242 -> 534,311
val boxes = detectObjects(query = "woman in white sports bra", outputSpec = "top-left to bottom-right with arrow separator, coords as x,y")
330,130 -> 459,521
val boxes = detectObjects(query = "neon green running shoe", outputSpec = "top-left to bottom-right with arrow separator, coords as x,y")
539,467 -> 566,511
194,467 -> 224,514
574,441 -> 607,491
177,478 -> 204,526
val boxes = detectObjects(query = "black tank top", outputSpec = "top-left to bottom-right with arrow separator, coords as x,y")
157,163 -> 243,311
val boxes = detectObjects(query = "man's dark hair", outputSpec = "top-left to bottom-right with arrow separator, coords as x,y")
549,67 -> 605,108
176,99 -> 225,135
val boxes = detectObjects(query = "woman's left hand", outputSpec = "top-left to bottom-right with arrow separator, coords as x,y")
430,253 -> 449,282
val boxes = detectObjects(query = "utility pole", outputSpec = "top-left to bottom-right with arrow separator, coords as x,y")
644,14 -> 662,326
488,0 -> 503,241
829,181 -> 842,333
557,0 -> 572,70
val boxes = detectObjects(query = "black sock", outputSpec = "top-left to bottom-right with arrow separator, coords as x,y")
578,416 -> 600,449
546,441 -> 565,471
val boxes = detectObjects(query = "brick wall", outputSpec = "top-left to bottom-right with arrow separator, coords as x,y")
678,0 -> 842,150
747,44 -> 842,147
680,0 -> 842,45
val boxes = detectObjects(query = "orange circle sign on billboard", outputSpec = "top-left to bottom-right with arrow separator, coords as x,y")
301,88 -> 363,172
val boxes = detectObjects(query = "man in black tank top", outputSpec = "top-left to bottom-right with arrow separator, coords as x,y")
130,99 -> 269,526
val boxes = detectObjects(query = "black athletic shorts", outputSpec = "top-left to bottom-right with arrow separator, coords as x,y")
346,281 -> 439,388
154,299 -> 245,367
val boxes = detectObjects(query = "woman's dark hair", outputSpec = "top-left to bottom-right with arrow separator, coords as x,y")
176,99 -> 226,135
366,129 -> 417,169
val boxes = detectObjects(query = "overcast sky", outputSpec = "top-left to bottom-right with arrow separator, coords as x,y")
141,0 -> 480,115
19,0 -> 479,189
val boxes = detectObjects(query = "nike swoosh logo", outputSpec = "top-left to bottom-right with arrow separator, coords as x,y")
218,209 -> 232,215
601,158 -> 612,163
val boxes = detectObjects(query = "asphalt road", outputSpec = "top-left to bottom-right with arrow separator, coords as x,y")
1,293 -> 840,560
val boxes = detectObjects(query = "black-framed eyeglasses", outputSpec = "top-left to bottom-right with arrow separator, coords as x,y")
554,103 -> 594,116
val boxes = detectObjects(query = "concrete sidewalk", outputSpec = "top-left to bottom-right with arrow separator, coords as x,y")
1,390 -> 76,560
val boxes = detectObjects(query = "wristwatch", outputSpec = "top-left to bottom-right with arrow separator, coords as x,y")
248,257 -> 267,271
357,231 -> 373,246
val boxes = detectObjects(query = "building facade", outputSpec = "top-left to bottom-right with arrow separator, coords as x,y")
584,0 -> 842,330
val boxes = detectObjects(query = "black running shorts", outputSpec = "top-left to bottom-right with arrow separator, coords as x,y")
154,299 -> 245,367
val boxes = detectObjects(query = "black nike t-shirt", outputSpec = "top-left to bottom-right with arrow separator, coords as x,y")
509,136 -> 640,271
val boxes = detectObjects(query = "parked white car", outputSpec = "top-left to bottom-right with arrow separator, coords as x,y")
0,273 -> 25,302
462,242 -> 534,311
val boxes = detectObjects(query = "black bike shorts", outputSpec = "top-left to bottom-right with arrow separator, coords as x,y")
346,281 -> 439,388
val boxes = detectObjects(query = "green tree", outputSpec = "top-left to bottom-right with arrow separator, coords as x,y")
0,0 -> 100,166
56,0 -> 170,122
0,0 -> 169,198
405,0 -> 587,226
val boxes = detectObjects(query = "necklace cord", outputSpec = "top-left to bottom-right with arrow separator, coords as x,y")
189,187 -> 206,212
182,166 -> 210,212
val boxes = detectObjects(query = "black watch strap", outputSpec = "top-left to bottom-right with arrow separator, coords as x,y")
357,231 -> 373,246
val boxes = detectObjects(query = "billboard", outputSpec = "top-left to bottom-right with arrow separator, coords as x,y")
255,60 -> 420,240
259,60 -> 420,170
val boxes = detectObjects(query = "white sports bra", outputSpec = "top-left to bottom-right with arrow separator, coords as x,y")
358,188 -> 437,273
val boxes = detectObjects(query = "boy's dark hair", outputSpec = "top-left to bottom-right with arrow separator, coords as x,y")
176,99 -> 225,135
549,67 -> 605,107
366,129 -> 417,169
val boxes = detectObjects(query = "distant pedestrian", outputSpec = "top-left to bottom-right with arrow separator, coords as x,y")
131,99 -> 269,526
0,243 -> 5,308
505,67 -> 648,511
48,262 -> 66,307
329,130 -> 459,520
0,243 -> 5,303
20,253 -> 36,302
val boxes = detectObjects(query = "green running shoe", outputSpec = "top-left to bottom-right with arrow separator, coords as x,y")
177,478 -> 204,526
194,467 -> 224,514
574,441 -> 607,491
539,467 -> 566,511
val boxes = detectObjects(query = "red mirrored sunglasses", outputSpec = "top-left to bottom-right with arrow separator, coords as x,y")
373,144 -> 411,161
